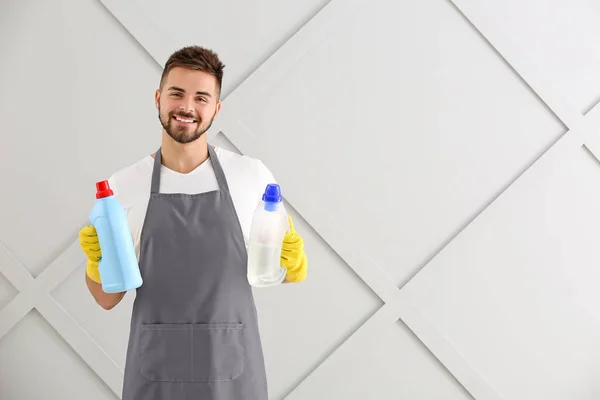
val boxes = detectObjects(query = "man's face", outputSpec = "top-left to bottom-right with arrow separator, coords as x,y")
155,67 -> 222,144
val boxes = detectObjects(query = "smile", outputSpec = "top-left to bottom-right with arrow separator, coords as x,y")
172,115 -> 197,124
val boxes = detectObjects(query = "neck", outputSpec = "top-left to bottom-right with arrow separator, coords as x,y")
158,131 -> 209,174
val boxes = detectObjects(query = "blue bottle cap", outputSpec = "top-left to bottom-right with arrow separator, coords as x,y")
262,184 -> 282,203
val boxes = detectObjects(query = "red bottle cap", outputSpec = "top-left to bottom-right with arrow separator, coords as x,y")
95,180 -> 114,198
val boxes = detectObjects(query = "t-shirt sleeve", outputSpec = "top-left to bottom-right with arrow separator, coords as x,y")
107,174 -> 118,197
256,160 -> 277,188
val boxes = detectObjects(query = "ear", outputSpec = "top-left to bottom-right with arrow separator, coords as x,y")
213,101 -> 222,119
154,89 -> 160,110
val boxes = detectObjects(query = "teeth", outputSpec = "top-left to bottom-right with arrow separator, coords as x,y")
175,116 -> 195,123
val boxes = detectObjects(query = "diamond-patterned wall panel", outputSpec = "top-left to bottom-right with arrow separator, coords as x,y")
0,310 -> 118,400
213,0 -> 566,287
0,0 -> 160,277
398,144 -> 600,399
0,246 -> 19,311
286,320 -> 473,400
103,0 -> 329,98
51,269 -> 136,371
0,273 -> 17,312
462,0 -> 600,114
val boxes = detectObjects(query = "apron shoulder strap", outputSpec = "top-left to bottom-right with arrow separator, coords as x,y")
208,144 -> 232,195
151,147 -> 162,194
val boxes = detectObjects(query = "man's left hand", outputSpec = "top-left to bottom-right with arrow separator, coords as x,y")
280,215 -> 307,283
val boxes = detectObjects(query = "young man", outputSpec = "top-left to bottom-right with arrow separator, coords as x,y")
78,45 -> 307,400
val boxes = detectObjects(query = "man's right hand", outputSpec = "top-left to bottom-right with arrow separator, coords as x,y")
80,224 -> 125,310
79,225 -> 102,284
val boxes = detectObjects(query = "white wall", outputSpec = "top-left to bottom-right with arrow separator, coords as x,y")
1,0 -> 600,399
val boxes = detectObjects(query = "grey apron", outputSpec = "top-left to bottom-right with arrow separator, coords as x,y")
122,145 -> 269,400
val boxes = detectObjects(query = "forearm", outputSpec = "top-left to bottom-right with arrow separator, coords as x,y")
85,274 -> 125,310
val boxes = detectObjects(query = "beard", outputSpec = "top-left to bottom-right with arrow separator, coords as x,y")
158,106 -> 215,144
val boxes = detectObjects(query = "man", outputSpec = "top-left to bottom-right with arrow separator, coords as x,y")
78,45 -> 308,400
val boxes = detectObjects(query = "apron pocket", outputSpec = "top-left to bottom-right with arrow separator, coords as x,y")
191,323 -> 245,382
139,323 -> 245,383
140,323 -> 193,382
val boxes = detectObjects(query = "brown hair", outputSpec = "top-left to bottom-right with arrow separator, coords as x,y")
159,45 -> 226,97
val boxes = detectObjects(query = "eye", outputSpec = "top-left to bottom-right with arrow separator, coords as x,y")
197,97 -> 207,103
170,92 -> 182,97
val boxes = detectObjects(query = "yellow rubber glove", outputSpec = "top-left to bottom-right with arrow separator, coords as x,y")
280,215 -> 307,283
79,225 -> 102,284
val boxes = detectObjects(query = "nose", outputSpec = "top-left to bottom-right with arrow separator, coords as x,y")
181,97 -> 195,114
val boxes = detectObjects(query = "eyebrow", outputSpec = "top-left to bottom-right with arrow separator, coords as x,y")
168,86 -> 212,98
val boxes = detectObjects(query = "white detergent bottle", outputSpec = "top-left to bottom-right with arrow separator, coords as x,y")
247,184 -> 289,287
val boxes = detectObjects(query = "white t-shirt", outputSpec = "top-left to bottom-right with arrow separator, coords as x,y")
107,146 -> 277,261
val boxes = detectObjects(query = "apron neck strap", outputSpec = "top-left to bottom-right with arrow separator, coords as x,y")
207,144 -> 231,194
151,147 -> 162,194
150,144 -> 230,194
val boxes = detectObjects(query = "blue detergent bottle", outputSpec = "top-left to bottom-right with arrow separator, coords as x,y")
89,180 -> 143,293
